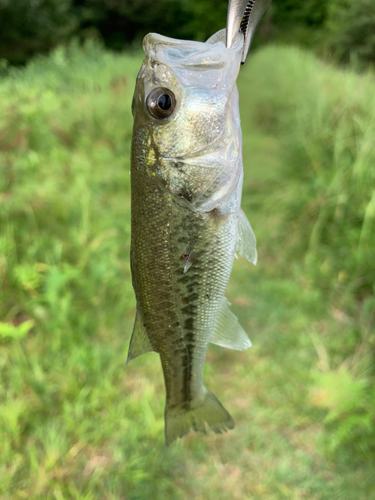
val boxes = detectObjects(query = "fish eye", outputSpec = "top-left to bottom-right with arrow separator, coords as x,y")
146,88 -> 176,120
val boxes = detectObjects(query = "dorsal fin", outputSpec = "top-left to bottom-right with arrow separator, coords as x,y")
236,209 -> 257,265
210,298 -> 251,350
127,310 -> 155,364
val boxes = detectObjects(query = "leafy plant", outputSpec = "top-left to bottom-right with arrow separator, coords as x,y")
311,370 -> 375,456
0,0 -> 77,64
0,319 -> 34,339
324,0 -> 375,65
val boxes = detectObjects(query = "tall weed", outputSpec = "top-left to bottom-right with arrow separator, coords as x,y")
0,41 -> 374,495
242,46 -> 375,457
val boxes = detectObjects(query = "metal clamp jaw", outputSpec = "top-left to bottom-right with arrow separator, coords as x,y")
226,0 -> 272,63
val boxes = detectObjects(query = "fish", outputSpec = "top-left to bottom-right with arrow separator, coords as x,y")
129,28 -> 258,445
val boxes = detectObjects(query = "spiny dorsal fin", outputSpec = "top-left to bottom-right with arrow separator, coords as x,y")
210,298 -> 251,350
236,209 -> 257,265
127,310 -> 155,364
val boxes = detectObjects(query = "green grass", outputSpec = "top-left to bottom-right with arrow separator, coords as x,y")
0,42 -> 374,499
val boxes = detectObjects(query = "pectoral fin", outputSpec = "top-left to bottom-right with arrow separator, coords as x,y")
236,209 -> 257,265
210,298 -> 251,350
127,310 -> 155,364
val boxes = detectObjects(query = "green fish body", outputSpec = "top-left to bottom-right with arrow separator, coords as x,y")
129,30 -> 256,444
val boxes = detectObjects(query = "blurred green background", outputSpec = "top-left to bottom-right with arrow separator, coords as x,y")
0,1 -> 374,498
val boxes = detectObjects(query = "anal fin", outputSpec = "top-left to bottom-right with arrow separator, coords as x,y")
210,298 -> 251,350
236,209 -> 257,265
127,310 -> 155,364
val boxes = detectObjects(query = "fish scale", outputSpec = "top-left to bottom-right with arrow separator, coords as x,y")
169,204 -> 237,400
129,29 -> 258,444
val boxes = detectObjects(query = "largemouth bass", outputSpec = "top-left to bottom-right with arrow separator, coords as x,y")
129,29 -> 257,444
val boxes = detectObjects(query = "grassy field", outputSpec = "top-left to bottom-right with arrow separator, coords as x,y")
0,42 -> 374,499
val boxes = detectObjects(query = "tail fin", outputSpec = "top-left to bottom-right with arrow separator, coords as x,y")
165,387 -> 234,445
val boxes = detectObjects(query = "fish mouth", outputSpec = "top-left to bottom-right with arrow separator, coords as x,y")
142,31 -> 244,81
143,33 -> 241,70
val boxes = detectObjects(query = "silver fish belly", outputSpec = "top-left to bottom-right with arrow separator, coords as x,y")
129,29 -> 257,444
